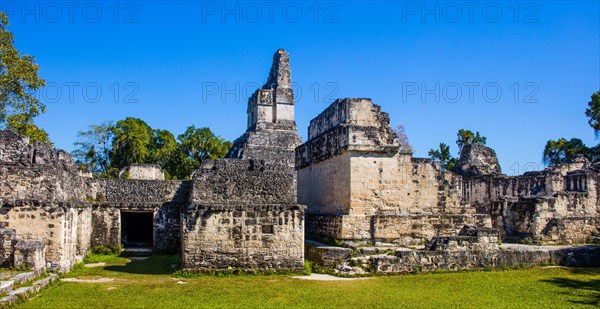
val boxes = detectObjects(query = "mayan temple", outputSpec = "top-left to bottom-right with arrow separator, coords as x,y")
0,50 -> 598,280
227,49 -> 303,167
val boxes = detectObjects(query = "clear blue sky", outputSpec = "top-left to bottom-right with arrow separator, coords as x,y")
3,1 -> 599,175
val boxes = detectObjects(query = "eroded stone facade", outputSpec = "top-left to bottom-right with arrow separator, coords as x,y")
296,98 -> 492,246
297,97 -> 599,248
0,49 -> 305,273
0,49 -> 597,276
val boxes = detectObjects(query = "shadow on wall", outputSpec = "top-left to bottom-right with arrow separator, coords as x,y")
540,268 -> 600,306
103,255 -> 179,275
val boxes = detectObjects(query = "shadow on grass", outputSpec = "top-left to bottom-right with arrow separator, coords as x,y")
104,255 -> 180,275
540,268 -> 600,306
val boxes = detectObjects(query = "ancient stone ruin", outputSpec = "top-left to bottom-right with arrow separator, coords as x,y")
0,49 -> 598,275
0,49 -> 304,274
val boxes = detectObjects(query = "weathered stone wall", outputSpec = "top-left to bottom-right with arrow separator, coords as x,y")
0,203 -> 80,271
119,164 -> 165,180
296,99 -> 490,245
181,159 -> 304,272
0,131 -> 92,270
76,207 -> 92,256
0,229 -> 16,267
182,205 -> 304,272
90,179 -> 188,253
297,153 -> 351,215
367,245 -> 600,274
462,156 -> 599,244
13,240 -> 46,271
306,237 -> 600,275
91,207 -> 120,249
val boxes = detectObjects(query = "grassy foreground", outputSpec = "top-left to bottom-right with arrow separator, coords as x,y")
15,255 -> 600,308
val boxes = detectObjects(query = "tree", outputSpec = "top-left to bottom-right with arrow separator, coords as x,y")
456,129 -> 487,151
428,143 -> 457,171
393,125 -> 413,153
6,114 -> 52,146
542,138 -> 588,165
149,129 -> 179,179
176,126 -> 232,179
110,117 -> 154,169
585,90 -> 600,137
586,144 -> 600,164
72,121 -> 115,174
73,118 -> 232,180
0,12 -> 50,143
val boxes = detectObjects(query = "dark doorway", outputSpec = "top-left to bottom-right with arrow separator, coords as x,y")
121,211 -> 154,248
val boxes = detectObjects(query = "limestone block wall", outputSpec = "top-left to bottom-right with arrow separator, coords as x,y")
297,98 -> 490,244
90,179 -> 189,253
76,208 -> 92,255
0,229 -> 16,266
461,160 -> 599,243
181,205 -> 304,272
182,159 -> 304,272
0,203 -> 80,271
299,153 -> 469,216
13,240 -> 46,271
368,245 -> 600,274
91,206 -> 120,249
119,164 -> 165,180
190,159 -> 296,205
347,154 -> 465,215
297,153 -> 351,215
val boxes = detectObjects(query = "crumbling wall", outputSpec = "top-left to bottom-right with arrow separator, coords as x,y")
119,163 -> 165,180
461,154 -> 599,244
297,99 -> 489,244
91,206 -> 120,249
90,179 -> 188,253
297,153 -> 351,215
182,205 -> 304,272
181,159 -> 304,272
76,207 -> 92,256
0,203 -> 80,271
0,229 -> 16,267
228,49 -> 302,168
307,230 -> 600,275
0,130 -> 90,271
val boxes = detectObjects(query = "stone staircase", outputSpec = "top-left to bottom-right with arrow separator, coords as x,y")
122,247 -> 153,257
0,270 -> 58,306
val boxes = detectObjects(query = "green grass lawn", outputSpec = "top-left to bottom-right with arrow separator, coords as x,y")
15,255 -> 600,308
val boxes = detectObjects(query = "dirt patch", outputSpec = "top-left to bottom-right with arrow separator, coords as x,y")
61,278 -> 115,283
84,262 -> 106,268
291,274 -> 369,281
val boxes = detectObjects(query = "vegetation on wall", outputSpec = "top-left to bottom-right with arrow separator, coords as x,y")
429,129 -> 488,170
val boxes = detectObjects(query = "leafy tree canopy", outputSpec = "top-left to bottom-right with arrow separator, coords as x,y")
0,12 -> 50,144
72,121 -> 115,175
73,119 -> 232,180
543,138 -> 588,165
585,90 -> 600,137
110,117 -> 154,168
